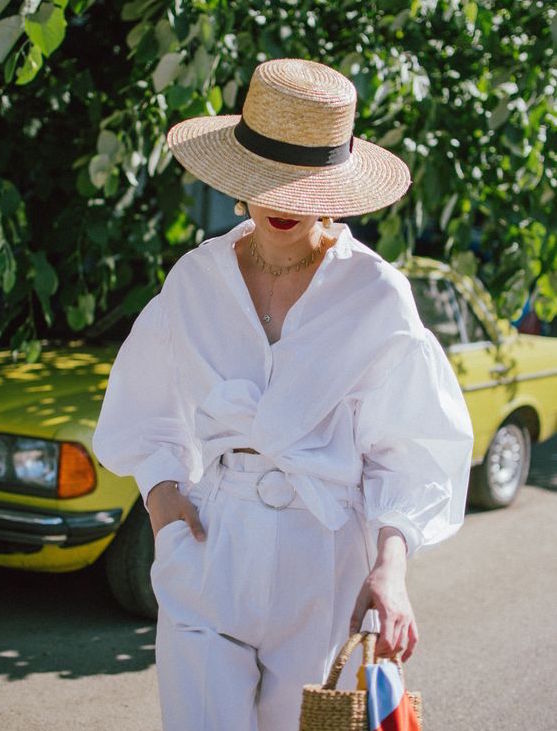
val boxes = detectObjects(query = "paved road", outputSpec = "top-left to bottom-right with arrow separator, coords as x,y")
1,437 -> 556,731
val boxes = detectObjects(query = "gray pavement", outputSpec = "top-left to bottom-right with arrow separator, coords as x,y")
1,436 -> 556,730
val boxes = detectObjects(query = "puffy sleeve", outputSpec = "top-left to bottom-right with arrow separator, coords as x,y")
92,293 -> 196,511
354,329 -> 474,559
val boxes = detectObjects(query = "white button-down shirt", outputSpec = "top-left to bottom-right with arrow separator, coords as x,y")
92,218 -> 474,558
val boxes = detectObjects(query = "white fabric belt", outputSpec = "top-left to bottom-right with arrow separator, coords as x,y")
209,451 -> 365,513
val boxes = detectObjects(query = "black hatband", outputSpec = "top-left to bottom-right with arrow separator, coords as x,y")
233,117 -> 353,167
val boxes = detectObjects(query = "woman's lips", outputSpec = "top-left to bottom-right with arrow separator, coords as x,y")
268,217 -> 299,230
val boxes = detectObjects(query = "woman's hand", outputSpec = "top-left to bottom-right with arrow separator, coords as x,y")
146,480 -> 206,542
349,527 -> 419,662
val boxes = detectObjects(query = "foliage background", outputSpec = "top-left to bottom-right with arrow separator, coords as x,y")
0,0 -> 555,361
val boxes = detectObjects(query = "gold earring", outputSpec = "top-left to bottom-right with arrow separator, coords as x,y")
322,216 -> 333,228
234,200 -> 247,216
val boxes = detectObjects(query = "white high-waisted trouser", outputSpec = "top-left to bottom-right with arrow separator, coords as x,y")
151,451 -> 381,731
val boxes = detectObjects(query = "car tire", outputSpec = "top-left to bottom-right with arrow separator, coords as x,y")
468,417 -> 531,509
103,500 -> 158,620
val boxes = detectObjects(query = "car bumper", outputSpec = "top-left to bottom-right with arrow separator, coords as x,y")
0,502 -> 122,554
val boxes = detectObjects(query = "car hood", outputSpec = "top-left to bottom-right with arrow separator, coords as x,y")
0,341 -> 119,440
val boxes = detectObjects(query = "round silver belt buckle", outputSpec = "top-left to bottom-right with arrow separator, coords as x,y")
255,469 -> 296,510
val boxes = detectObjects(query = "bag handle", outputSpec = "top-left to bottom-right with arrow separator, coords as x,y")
322,631 -> 405,691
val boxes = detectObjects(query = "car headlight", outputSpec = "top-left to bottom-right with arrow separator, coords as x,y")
0,433 -> 96,498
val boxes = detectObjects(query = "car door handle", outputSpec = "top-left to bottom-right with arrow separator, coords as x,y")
490,364 -> 512,375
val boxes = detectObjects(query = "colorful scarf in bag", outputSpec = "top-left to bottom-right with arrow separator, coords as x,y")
358,656 -> 421,731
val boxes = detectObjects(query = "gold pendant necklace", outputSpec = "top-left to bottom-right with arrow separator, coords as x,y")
249,232 -> 327,325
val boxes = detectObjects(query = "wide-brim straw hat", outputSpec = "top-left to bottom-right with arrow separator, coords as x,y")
166,58 -> 412,217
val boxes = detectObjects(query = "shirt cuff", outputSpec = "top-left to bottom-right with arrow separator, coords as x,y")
134,446 -> 192,511
367,509 -> 425,559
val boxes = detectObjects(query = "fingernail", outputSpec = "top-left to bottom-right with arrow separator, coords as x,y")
195,531 -> 206,542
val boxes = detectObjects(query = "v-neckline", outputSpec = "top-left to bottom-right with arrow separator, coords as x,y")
227,229 -> 339,348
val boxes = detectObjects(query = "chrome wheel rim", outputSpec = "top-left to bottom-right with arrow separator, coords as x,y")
487,424 -> 525,502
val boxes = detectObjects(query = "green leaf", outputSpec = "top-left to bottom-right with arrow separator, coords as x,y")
21,1 -> 43,13
166,84 -> 192,110
377,234 -> 405,261
193,45 -> 212,89
376,126 -> 406,148
154,17 -> 178,54
67,292 -> 95,330
134,24 -> 158,64
104,168 -> 119,197
198,14 -> 214,47
440,193 -> 458,232
69,0 -> 96,13
2,259 -> 16,292
24,339 -> 42,364
0,15 -> 24,64
88,153 -> 113,188
67,305 -> 85,330
148,135 -> 164,176
222,79 -> 238,108
0,233 -> 17,293
377,215 -> 405,261
25,3 -> 67,58
30,250 -> 58,326
183,96 -> 206,118
0,179 -> 21,216
121,0 -> 159,21
76,166 -> 97,197
165,210 -> 193,245
126,20 -> 151,49
206,85 -> 222,115
463,2 -> 477,25
3,50 -> 18,83
14,43 -> 42,85
31,251 -> 58,297
152,52 -> 182,92
97,130 -> 120,160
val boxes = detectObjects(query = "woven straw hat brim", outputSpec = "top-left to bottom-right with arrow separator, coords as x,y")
167,115 -> 412,218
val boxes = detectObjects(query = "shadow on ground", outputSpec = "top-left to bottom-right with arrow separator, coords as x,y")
527,434 -> 557,492
1,559 -> 155,681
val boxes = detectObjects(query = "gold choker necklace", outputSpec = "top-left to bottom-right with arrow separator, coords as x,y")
249,232 -> 327,277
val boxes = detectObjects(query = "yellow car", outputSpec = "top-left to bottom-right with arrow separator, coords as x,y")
400,257 -> 557,509
0,256 -> 556,618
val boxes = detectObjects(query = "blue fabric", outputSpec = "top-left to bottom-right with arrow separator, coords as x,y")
365,661 -> 404,729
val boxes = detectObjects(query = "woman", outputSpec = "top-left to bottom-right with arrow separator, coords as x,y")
92,58 -> 474,730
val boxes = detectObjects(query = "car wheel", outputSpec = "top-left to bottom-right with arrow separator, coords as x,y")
103,499 -> 158,620
468,417 -> 531,509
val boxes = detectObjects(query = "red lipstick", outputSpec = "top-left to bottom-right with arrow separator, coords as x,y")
268,217 -> 299,230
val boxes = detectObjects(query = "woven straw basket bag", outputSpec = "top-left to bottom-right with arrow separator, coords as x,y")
299,631 -> 423,731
